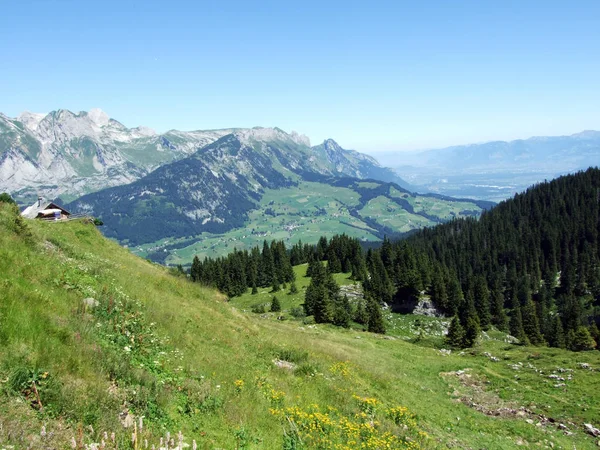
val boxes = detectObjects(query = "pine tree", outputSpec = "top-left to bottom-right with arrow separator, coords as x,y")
271,280 -> 280,293
589,322 -> 600,347
445,315 -> 466,348
190,256 -> 201,282
354,299 -> 368,326
270,296 -> 281,312
365,294 -> 386,334
490,288 -> 508,331
473,276 -> 491,330
332,295 -> 352,328
521,298 -> 545,345
509,304 -> 529,345
251,282 -> 258,295
548,315 -> 566,348
288,281 -> 298,295
313,284 -> 333,324
463,313 -> 481,348
570,326 -> 597,351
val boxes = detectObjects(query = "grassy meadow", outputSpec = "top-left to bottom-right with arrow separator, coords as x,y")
1,202 -> 599,449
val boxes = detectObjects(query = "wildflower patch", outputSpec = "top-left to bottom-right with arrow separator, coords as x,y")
271,398 -> 427,449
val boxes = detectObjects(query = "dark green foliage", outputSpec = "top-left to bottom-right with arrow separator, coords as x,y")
589,322 -> 600,346
365,294 -> 386,334
445,315 -> 465,348
251,303 -> 266,314
187,169 -> 600,351
473,276 -> 491,330
332,295 -> 352,328
271,280 -> 280,293
463,315 -> 481,348
358,169 -> 600,351
0,192 -> 16,204
270,296 -> 281,312
490,288 -> 508,331
251,283 -> 258,295
509,305 -> 529,345
548,315 -> 566,349
570,326 -> 597,351
288,281 -> 298,295
354,299 -> 368,326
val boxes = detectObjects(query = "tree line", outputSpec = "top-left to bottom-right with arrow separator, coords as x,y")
368,168 -> 599,350
189,234 -> 386,333
187,168 -> 600,350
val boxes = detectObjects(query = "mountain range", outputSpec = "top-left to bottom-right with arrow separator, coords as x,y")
0,108 -> 236,202
65,126 -> 489,263
377,131 -> 600,201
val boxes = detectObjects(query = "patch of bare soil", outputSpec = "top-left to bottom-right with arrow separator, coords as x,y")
440,369 -> 576,436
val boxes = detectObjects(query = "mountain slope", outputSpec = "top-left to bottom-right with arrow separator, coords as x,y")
66,129 -> 487,261
2,200 -> 600,449
379,131 -> 600,201
0,109 -> 235,202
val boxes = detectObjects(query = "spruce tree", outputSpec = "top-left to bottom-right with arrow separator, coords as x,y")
251,282 -> 258,295
271,280 -> 280,293
365,294 -> 386,334
289,281 -> 298,295
446,315 -> 466,348
332,295 -> 352,328
313,284 -> 333,324
473,276 -> 492,330
589,322 -> 600,347
548,315 -> 566,348
270,296 -> 281,312
521,298 -> 545,345
490,288 -> 508,331
354,299 -> 368,326
463,312 -> 481,348
570,326 -> 597,351
509,304 -> 529,345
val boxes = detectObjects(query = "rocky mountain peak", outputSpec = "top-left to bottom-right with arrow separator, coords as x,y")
323,138 -> 343,152
18,111 -> 46,131
234,127 -> 310,147
88,108 -> 110,127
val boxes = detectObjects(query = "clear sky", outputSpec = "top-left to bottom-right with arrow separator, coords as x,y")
2,0 -> 599,153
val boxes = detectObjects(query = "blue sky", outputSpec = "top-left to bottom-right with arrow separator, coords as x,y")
2,0 -> 599,153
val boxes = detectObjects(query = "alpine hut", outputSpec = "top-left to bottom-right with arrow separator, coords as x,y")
22,197 -> 71,220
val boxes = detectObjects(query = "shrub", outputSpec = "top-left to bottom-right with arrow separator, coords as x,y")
251,303 -> 266,314
290,306 -> 305,318
275,348 -> 309,364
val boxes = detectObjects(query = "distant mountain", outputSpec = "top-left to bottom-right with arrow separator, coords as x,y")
0,108 -> 414,204
380,131 -> 600,201
0,108 -> 235,202
66,128 -> 487,262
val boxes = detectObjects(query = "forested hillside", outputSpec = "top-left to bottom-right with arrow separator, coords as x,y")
189,169 -> 600,351
372,168 -> 600,349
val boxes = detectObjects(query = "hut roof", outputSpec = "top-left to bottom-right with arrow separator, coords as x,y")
21,199 -> 71,219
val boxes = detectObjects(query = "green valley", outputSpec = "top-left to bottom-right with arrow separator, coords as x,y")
134,180 -> 489,265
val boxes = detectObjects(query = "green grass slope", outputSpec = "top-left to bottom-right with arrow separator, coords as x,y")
1,203 -> 599,449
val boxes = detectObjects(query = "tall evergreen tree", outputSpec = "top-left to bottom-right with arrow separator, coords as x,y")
509,304 -> 529,345
446,315 -> 466,348
548,315 -> 566,348
365,294 -> 386,334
